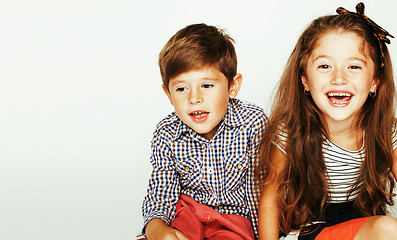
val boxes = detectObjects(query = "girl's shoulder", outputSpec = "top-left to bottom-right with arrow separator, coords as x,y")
274,123 -> 288,154
392,121 -> 397,150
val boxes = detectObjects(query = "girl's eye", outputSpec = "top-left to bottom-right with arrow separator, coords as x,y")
202,84 -> 214,89
349,65 -> 362,70
318,64 -> 331,69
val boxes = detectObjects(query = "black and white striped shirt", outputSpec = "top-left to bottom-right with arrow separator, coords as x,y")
276,128 -> 397,203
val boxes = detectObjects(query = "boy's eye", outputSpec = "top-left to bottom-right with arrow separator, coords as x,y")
176,87 -> 187,92
202,84 -> 214,88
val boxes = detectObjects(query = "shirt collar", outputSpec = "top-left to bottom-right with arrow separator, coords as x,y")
173,117 -> 191,141
223,98 -> 246,129
173,98 -> 246,141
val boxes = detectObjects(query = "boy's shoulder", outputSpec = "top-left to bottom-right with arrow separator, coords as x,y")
152,112 -> 184,140
155,111 -> 179,129
231,98 -> 267,123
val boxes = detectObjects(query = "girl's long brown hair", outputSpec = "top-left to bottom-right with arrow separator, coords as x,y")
255,14 -> 396,234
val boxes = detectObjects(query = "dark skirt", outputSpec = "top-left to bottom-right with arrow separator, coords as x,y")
297,202 -> 364,240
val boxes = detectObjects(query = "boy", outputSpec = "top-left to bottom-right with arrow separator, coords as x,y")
142,23 -> 266,240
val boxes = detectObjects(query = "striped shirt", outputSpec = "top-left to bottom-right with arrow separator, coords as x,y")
142,98 -> 267,236
276,128 -> 397,203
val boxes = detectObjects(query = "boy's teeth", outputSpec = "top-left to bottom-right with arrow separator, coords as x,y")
192,111 -> 205,115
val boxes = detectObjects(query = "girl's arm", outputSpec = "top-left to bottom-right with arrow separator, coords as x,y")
392,148 -> 397,180
258,145 -> 288,240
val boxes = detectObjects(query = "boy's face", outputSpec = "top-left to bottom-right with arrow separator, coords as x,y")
163,65 -> 242,141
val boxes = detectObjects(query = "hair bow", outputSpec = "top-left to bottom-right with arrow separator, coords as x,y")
337,2 -> 394,67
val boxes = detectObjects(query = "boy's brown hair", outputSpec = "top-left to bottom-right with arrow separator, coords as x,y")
159,23 -> 237,91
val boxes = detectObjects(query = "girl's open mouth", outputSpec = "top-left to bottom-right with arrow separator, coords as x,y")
327,92 -> 352,106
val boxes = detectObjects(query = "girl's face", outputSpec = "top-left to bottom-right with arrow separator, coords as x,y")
301,31 -> 378,128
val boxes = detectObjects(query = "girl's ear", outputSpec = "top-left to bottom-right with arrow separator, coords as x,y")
162,84 -> 174,106
301,75 -> 310,91
229,74 -> 243,98
370,77 -> 379,93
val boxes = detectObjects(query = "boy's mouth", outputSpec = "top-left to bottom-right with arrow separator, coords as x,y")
189,110 -> 209,122
327,92 -> 352,106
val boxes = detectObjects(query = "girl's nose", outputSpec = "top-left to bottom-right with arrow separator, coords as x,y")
331,68 -> 348,85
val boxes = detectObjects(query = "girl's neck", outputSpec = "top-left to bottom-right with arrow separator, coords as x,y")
325,120 -> 363,151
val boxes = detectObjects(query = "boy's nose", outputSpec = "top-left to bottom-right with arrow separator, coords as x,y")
331,68 -> 348,85
188,90 -> 203,104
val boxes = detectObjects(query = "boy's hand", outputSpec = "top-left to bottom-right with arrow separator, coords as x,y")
145,219 -> 189,240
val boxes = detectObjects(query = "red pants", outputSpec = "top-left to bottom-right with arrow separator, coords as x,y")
170,194 -> 254,240
315,217 -> 373,240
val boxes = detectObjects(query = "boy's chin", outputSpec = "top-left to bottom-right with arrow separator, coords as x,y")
194,126 -> 220,141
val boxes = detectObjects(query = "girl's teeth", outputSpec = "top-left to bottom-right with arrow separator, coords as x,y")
332,100 -> 348,104
328,92 -> 351,97
327,92 -> 352,104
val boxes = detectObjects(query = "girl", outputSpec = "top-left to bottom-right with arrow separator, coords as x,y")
256,3 -> 397,240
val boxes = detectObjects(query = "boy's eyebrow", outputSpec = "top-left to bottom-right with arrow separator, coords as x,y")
170,79 -> 186,85
201,77 -> 220,81
171,76 -> 220,84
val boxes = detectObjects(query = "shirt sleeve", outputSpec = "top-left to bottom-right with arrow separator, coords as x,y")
142,127 -> 180,229
274,124 -> 288,154
245,110 -> 267,238
392,123 -> 397,150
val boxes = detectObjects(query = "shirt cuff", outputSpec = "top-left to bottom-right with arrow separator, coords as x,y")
142,212 -> 172,234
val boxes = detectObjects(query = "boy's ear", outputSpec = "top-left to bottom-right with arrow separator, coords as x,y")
229,74 -> 243,99
301,75 -> 310,92
162,84 -> 174,105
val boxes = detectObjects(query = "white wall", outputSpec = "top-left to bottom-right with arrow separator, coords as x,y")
1,0 -> 396,239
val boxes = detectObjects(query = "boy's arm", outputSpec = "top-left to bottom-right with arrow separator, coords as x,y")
142,128 -> 181,235
258,145 -> 288,240
145,219 -> 188,240
246,111 -> 267,237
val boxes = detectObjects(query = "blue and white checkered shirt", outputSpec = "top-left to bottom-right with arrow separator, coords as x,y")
142,98 -> 267,237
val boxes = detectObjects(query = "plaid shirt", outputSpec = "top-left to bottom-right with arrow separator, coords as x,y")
142,98 -> 267,237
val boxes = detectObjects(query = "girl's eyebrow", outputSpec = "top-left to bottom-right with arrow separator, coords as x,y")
313,54 -> 329,61
349,57 -> 368,65
312,55 -> 368,65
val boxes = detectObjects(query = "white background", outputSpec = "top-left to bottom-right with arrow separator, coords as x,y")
1,0 -> 396,239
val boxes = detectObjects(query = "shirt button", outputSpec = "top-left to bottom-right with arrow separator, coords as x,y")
184,167 -> 190,172
208,167 -> 213,174
237,164 -> 243,169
